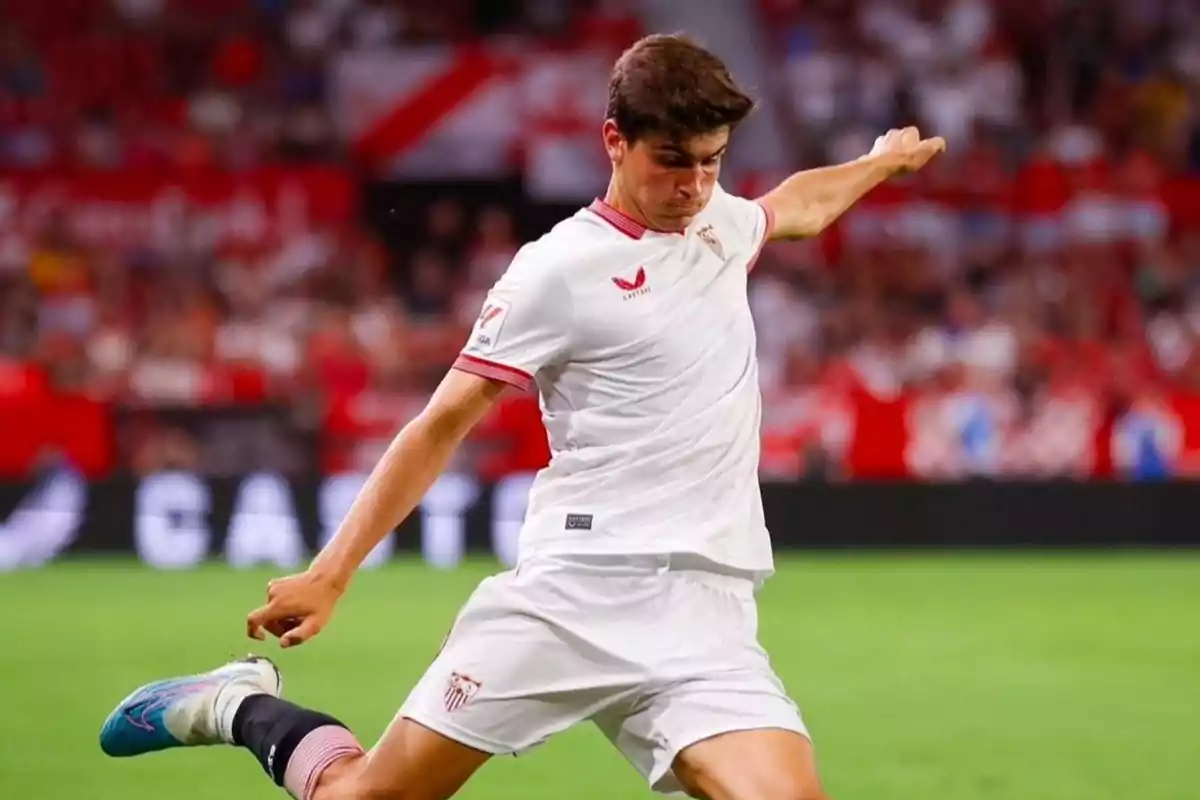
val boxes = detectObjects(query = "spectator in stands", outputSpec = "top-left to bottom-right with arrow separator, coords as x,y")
3,0 -> 1200,483
404,249 -> 456,321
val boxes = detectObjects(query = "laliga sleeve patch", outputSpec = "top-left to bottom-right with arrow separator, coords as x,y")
471,298 -> 512,354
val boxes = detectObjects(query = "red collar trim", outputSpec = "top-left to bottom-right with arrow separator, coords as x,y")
587,198 -> 648,240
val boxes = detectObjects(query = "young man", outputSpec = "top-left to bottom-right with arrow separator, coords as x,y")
100,34 -> 943,800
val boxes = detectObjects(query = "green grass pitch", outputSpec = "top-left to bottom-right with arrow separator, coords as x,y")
2,553 -> 1197,799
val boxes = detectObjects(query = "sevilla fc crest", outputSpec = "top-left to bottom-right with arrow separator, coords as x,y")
697,225 -> 725,260
444,672 -> 482,712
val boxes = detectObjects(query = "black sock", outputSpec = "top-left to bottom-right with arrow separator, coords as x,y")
232,695 -> 350,786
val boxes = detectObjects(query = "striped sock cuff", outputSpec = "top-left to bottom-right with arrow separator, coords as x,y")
282,725 -> 364,800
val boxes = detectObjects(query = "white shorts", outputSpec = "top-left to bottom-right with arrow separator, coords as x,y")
398,554 -> 808,794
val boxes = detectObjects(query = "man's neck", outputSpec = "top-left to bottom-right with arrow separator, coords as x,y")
603,179 -> 653,230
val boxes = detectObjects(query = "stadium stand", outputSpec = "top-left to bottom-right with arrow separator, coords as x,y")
2,0 -> 1199,481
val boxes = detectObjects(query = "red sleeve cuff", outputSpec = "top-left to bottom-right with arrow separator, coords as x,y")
748,200 -> 775,273
453,354 -> 533,391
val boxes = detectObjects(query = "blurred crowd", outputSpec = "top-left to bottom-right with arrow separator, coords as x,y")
3,0 -> 1200,481
0,0 -> 629,171
761,0 -> 1200,171
0,186 -> 547,477
745,0 -> 1200,481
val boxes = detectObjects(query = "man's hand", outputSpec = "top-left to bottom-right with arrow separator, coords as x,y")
246,570 -> 344,649
760,126 -> 947,240
864,126 -> 946,175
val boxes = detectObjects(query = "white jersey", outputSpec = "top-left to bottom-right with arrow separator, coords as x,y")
454,184 -> 776,580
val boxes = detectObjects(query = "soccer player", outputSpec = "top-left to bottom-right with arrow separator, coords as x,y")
100,34 -> 944,800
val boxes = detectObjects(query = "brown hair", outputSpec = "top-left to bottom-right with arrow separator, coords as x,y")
605,33 -> 756,144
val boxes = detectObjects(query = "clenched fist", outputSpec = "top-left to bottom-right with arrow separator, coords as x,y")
866,126 -> 946,175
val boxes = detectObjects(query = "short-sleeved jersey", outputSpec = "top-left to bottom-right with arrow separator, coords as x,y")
454,183 -> 776,581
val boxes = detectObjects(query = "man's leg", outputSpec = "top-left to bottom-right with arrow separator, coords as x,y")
103,565 -> 627,798
232,696 -> 491,800
304,719 -> 488,800
99,656 -> 491,800
594,569 -> 822,800
596,680 -> 822,800
671,729 -> 828,800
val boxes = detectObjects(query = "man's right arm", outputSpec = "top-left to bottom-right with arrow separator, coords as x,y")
246,369 -> 507,646
309,369 -> 507,592
247,252 -> 570,646
310,253 -> 573,590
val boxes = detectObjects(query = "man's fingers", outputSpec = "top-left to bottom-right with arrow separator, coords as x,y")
280,618 -> 321,649
264,618 -> 294,639
246,604 -> 273,640
247,573 -> 333,647
923,136 -> 947,153
246,600 -> 291,640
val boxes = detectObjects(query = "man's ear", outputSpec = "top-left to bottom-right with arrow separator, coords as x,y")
602,119 -> 626,165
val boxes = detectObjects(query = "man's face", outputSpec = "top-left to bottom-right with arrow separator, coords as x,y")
604,121 -> 728,232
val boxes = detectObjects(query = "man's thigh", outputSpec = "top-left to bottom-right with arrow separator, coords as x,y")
399,566 -> 642,756
596,569 -> 812,797
315,562 -> 652,799
596,667 -> 811,797
672,728 -> 827,800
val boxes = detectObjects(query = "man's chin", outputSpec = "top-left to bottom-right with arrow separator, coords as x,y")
658,208 -> 702,231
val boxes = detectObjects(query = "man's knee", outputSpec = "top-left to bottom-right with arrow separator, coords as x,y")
769,783 -> 829,800
673,728 -> 827,800
678,757 -> 828,800
708,775 -> 828,800
762,771 -> 829,800
718,778 -> 828,800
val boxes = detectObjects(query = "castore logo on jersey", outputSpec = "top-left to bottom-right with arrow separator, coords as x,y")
612,267 -> 650,299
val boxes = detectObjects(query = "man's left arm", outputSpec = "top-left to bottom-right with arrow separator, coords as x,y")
757,126 -> 946,241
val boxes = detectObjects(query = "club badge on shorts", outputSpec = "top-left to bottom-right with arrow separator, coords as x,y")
444,672 -> 482,712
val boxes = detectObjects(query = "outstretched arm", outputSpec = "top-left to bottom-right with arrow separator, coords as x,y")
758,126 -> 946,241
246,368 -> 506,647
308,369 -> 504,588
246,246 -> 569,648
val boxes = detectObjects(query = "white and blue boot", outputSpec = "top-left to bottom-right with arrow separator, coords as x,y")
100,656 -> 282,757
